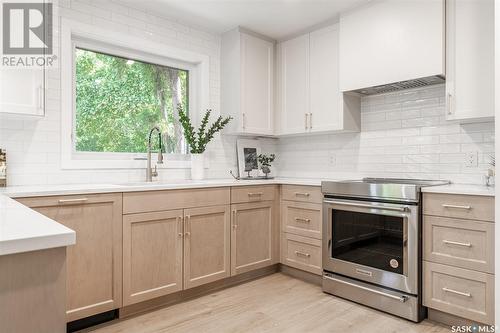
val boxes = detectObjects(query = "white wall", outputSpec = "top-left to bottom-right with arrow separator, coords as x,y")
0,2 -> 494,186
0,0 -> 261,186
277,84 -> 495,184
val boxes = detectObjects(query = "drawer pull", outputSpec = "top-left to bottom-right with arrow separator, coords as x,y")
294,251 -> 310,258
248,192 -> 263,197
294,217 -> 311,223
443,240 -> 472,247
442,204 -> 472,210
58,198 -> 88,204
295,192 -> 310,197
442,287 -> 471,298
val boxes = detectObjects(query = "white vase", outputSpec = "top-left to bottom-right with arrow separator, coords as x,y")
191,153 -> 205,180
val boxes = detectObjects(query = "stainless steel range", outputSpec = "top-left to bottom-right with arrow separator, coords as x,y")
321,178 -> 449,322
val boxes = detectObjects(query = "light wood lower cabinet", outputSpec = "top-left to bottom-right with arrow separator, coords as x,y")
231,201 -> 278,275
184,205 -> 231,289
424,261 -> 494,325
422,192 -> 495,325
122,210 -> 183,306
17,194 -> 123,322
282,233 -> 322,275
282,201 -> 322,239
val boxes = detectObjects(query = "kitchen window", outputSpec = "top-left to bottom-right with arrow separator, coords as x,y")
60,18 -> 210,169
75,48 -> 189,155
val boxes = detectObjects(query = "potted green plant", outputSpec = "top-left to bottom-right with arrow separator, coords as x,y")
178,105 -> 232,180
258,153 -> 275,178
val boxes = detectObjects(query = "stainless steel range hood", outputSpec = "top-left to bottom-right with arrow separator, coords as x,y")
351,75 -> 445,96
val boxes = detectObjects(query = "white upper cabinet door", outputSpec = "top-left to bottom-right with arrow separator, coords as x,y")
339,0 -> 445,92
240,33 -> 274,135
0,67 -> 45,116
445,0 -> 494,121
309,24 -> 341,133
221,29 -> 275,136
280,34 -> 310,135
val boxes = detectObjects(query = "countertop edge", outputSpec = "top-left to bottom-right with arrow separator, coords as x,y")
0,195 -> 76,256
421,185 -> 495,197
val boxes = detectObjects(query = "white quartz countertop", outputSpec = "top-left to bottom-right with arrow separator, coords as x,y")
0,177 -> 325,198
0,177 -> 494,198
0,194 -> 75,256
421,183 -> 495,196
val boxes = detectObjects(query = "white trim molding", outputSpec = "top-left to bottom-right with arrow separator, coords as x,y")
60,18 -> 210,170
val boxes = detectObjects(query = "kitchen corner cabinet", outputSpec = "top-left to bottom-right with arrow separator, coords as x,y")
279,24 -> 360,135
122,210 -> 183,306
0,67 -> 45,116
221,28 -> 275,136
230,201 -> 277,275
445,0 -> 494,122
339,0 -> 445,92
17,193 -> 123,322
184,205 -> 231,289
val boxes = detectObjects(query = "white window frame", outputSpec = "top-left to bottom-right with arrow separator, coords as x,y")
60,18 -> 210,169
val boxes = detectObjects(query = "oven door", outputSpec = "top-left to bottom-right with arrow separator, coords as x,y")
322,198 -> 419,295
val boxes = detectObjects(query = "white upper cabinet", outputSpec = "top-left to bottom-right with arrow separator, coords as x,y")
309,25 -> 341,133
339,0 -> 445,92
279,24 -> 359,135
0,67 -> 45,116
279,34 -> 310,135
221,28 -> 274,136
445,0 -> 494,122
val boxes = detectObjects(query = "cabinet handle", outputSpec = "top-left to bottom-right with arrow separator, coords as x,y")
442,204 -> 471,210
442,287 -> 471,298
447,93 -> 453,115
294,217 -> 311,223
305,113 -> 308,130
294,251 -> 310,258
232,210 -> 238,229
443,240 -> 472,247
309,112 -> 312,129
177,216 -> 183,237
184,215 -> 191,236
294,192 -> 310,197
58,198 -> 88,204
248,192 -> 263,197
242,113 -> 246,130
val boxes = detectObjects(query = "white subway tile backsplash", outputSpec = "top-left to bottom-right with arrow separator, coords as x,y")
278,84 -> 494,184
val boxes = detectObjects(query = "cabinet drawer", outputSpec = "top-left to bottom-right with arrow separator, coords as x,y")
423,193 -> 494,222
123,188 -> 230,214
423,261 -> 494,325
424,216 -> 494,273
231,185 -> 277,204
282,233 -> 322,275
282,201 -> 322,239
281,185 -> 322,204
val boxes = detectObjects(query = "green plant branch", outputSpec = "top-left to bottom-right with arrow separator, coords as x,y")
177,105 -> 232,154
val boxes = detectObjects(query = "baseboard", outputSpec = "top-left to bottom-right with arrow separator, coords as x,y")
119,264 -> 279,319
279,264 -> 322,286
427,309 -> 488,327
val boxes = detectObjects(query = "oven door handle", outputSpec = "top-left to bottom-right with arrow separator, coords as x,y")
323,200 -> 410,212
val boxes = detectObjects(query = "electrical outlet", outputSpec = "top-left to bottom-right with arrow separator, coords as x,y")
328,151 -> 336,166
464,151 -> 478,168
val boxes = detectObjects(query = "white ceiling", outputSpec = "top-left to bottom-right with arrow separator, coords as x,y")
116,0 -> 370,40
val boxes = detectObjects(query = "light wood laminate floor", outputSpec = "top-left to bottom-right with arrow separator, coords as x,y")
85,273 -> 449,333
